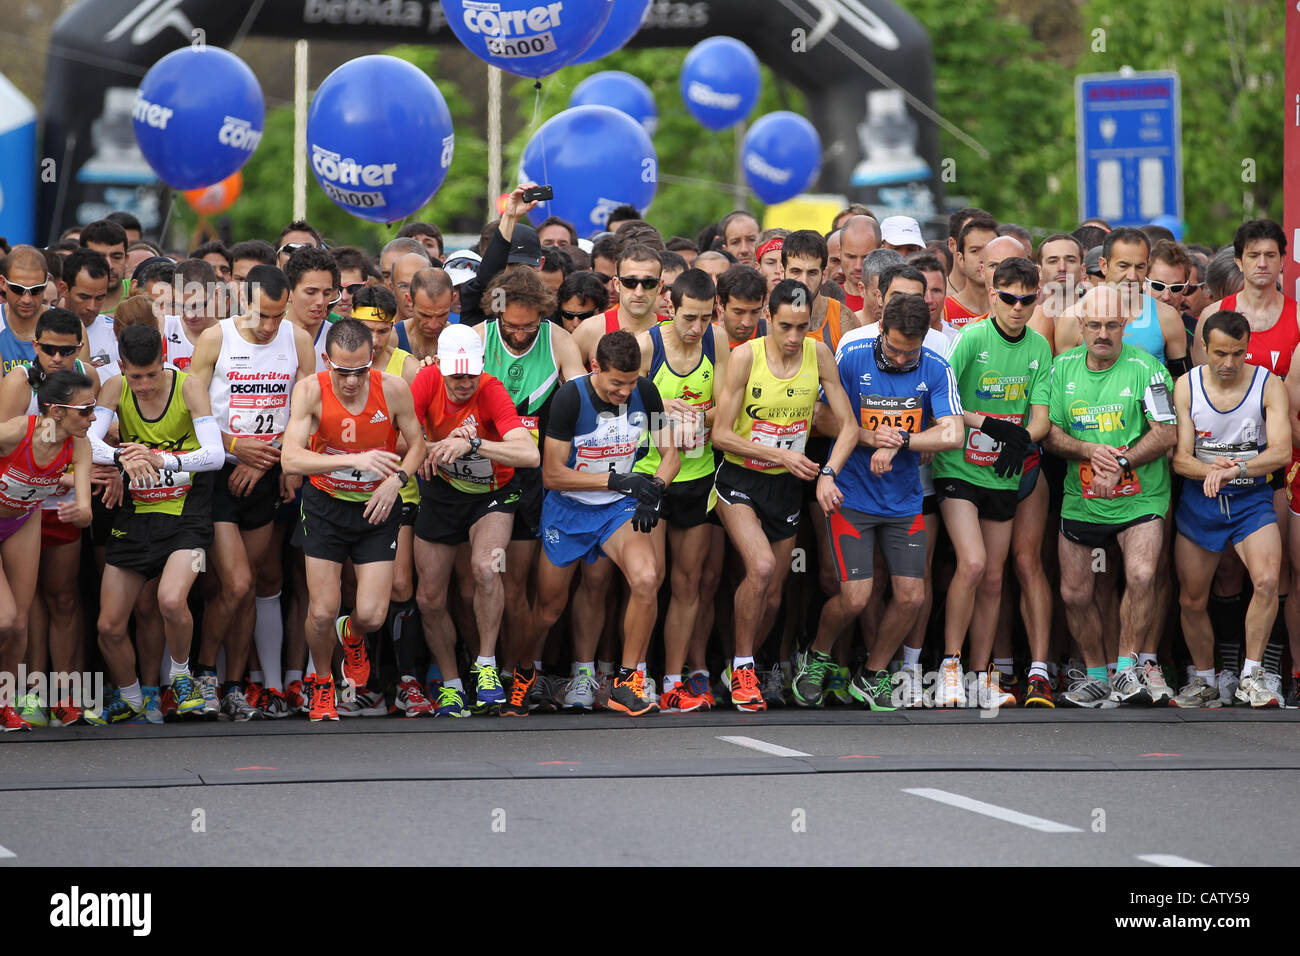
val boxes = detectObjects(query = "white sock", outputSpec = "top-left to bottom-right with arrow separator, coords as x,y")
253,593 -> 284,690
285,669 -> 304,688
306,654 -> 317,677
533,660 -> 543,672
994,657 -> 1014,677
445,678 -> 464,692
574,661 -> 595,676
1137,653 -> 1158,668
1196,668 -> 1216,686
475,655 -> 496,668
167,657 -> 190,682
734,655 -> 755,669
120,681 -> 144,708
1029,660 -> 1048,681
664,674 -> 681,692
1244,657 -> 1262,676
596,660 -> 614,676
215,647 -> 227,684
689,668 -> 709,679
902,645 -> 922,668
637,661 -> 647,674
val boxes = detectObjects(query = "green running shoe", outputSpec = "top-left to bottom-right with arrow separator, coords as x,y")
848,668 -> 898,711
792,649 -> 834,707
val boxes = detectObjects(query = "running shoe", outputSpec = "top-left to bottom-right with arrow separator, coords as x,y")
1023,675 -> 1055,709
828,666 -> 853,705
792,649 -> 834,708
999,673 -> 1025,707
196,672 -> 220,718
978,672 -> 1016,709
140,686 -> 164,725
660,680 -> 709,713
307,674 -> 338,722
335,616 -> 371,689
169,673 -> 204,718
85,697 -> 145,726
259,687 -> 290,720
848,668 -> 898,711
529,674 -> 566,712
50,700 -> 82,726
935,656 -> 966,708
1217,669 -> 1239,707
395,678 -> 434,717
1263,671 -> 1284,705
642,673 -> 660,708
501,669 -> 535,717
761,667 -> 788,708
1286,675 -> 1300,710
564,669 -> 600,712
0,705 -> 31,732
434,685 -> 470,718
687,672 -> 715,708
244,682 -> 265,710
1142,661 -> 1174,706
729,663 -> 766,713
607,670 -> 659,716
159,687 -> 178,722
1236,669 -> 1281,708
471,662 -> 505,710
594,670 -> 614,709
715,665 -> 732,707
17,692 -> 48,728
1172,676 -> 1221,709
898,664 -> 925,709
221,687 -> 264,722
1109,665 -> 1150,705
286,679 -> 309,715
338,689 -> 387,717
1061,675 -> 1119,709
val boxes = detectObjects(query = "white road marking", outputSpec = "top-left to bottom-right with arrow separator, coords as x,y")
1137,854 -> 1211,867
902,787 -> 1083,833
0,844 -> 15,859
716,735 -> 811,758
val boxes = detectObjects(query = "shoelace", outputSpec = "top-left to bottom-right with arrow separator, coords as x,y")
478,666 -> 502,691
942,660 -> 961,692
508,674 -> 532,707
1064,667 -> 1089,692
569,673 -> 599,697
401,680 -> 429,706
310,680 -> 333,711
173,675 -> 195,700
734,667 -> 760,695
438,686 -> 463,709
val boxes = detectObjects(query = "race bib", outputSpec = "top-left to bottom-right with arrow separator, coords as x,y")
317,445 -> 383,494
520,414 -> 541,445
438,454 -> 496,486
747,419 -> 808,470
0,471 -> 64,511
575,440 -> 638,476
859,397 -> 923,434
1079,448 -> 1141,498
229,402 -> 290,443
129,468 -> 192,503
964,412 -> 1023,466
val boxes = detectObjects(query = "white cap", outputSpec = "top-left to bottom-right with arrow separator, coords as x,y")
443,249 -> 481,288
436,324 -> 484,376
880,215 -> 924,248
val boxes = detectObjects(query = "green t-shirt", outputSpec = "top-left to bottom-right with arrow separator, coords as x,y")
116,369 -> 205,516
1049,344 -> 1176,523
932,318 -> 1052,490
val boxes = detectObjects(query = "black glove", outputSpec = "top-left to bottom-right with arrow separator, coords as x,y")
608,471 -> 663,506
632,497 -> 661,533
992,435 -> 1031,478
979,416 -> 1029,446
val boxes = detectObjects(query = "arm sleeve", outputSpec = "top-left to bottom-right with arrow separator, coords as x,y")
458,230 -> 512,327
637,378 -> 665,416
545,381 -> 580,443
87,408 -> 117,465
171,416 -> 225,473
483,377 -> 525,437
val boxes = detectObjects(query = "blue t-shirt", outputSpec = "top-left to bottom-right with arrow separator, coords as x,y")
835,336 -> 962,517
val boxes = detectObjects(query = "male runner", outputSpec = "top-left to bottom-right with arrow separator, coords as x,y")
0,245 -> 48,371
189,265 -> 316,720
59,250 -> 116,369
1173,310 -> 1288,708
280,318 -> 426,721
573,243 -> 665,367
839,216 -> 881,317
79,219 -> 129,314
716,266 -> 767,349
285,247 -> 340,372
1027,233 -> 1086,345
782,229 -> 859,352
719,211 -> 761,267
84,324 -> 226,724
1047,288 -> 1178,707
945,214 -> 999,329
711,279 -> 858,711
162,259 -> 222,371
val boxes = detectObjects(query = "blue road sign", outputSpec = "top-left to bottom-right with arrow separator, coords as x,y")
1076,70 -> 1182,228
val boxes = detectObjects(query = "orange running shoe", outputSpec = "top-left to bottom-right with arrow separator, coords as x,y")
245,682 -> 265,710
286,679 -> 309,715
730,664 -> 766,712
308,673 -> 338,722
500,668 -> 535,717
607,670 -> 659,716
335,616 -> 370,689
660,680 -> 709,713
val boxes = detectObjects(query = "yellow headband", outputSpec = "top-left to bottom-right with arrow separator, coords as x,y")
352,306 -> 395,324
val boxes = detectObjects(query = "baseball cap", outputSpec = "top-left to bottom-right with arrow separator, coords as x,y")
1085,245 -> 1104,277
880,216 -> 924,248
507,224 -> 543,267
436,323 -> 485,376
443,249 -> 482,288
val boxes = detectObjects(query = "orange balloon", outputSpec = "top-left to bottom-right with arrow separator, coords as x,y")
496,191 -> 510,215
183,171 -> 243,216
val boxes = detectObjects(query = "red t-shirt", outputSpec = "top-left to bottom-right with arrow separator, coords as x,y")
409,365 -> 524,493
1222,293 -> 1300,378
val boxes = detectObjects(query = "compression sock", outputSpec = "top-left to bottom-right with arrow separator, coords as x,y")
253,593 -> 284,690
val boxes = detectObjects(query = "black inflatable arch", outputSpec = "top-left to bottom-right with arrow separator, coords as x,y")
39,0 -> 944,241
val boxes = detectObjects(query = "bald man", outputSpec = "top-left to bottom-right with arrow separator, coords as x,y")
400,267 -> 454,362
827,230 -> 845,288
839,216 -> 880,316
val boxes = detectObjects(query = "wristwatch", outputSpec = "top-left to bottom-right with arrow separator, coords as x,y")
468,437 -> 482,455
394,469 -> 409,486
900,430 -> 911,450
1116,455 -> 1131,472
819,465 -> 836,478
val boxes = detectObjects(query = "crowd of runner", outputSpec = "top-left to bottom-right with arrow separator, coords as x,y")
0,188 -> 1294,727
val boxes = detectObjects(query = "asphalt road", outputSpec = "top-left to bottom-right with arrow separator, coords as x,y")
2,708 -> 1298,867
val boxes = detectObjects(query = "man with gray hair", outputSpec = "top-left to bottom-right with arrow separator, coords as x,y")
380,237 -> 430,287
856,248 -> 904,325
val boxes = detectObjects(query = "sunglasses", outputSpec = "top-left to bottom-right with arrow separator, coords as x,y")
501,321 -> 542,336
342,282 -> 367,298
49,402 -> 95,418
559,308 -> 598,322
277,242 -> 317,257
328,360 -> 372,379
995,289 -> 1039,307
618,275 -> 661,290
5,281 -> 47,298
1145,279 -> 1192,295
37,343 -> 80,358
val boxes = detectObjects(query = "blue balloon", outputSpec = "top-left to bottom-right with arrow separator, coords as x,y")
307,56 -> 454,223
569,71 -> 657,136
443,0 -> 614,78
679,37 -> 760,131
132,47 -> 263,191
571,0 -> 651,64
520,106 -> 656,239
742,112 -> 821,205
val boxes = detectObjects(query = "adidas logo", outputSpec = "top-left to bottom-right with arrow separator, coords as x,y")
1119,386 -> 1132,397
916,381 -> 929,391
370,410 -> 388,424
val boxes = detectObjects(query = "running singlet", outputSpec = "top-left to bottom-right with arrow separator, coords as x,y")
808,298 -> 844,353
0,313 -> 34,374
162,315 -> 198,371
0,417 -> 74,513
546,375 -> 663,506
835,337 -> 962,517
483,319 -> 560,444
116,370 -> 203,516
1123,295 -> 1165,364
944,296 -> 986,330
26,361 -> 87,512
636,324 -> 716,482
308,369 -> 398,502
1049,344 -> 1177,523
933,318 -> 1052,491
209,318 -> 298,461
722,318 -> 767,351
385,348 -> 421,508
1222,293 -> 1300,377
85,314 -> 119,368
724,336 -> 819,475
409,364 -> 524,494
1189,364 -> 1269,494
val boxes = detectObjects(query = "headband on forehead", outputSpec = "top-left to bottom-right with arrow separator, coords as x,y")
756,237 -> 784,262
351,306 -> 395,324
